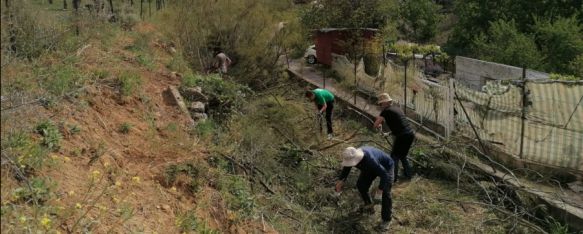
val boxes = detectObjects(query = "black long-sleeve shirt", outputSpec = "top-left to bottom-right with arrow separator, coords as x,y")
338,146 -> 394,190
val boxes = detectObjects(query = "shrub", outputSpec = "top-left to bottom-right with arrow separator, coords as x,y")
181,73 -> 251,121
2,1 -> 69,60
11,177 -> 54,204
549,73 -> 580,81
164,163 -> 203,194
120,13 -> 139,31
135,54 -> 155,70
176,210 -> 198,232
118,122 -> 132,134
195,119 -> 216,139
118,72 -> 142,96
2,132 -> 49,172
45,65 -> 84,97
35,121 -> 62,151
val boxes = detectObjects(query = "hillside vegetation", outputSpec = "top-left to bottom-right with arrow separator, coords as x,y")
1,0 -> 578,233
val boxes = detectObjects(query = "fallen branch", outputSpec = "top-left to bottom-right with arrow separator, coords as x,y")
219,153 -> 275,194
437,198 -> 548,234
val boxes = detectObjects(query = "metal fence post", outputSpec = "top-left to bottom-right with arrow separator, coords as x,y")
323,69 -> 326,88
519,67 -> 526,159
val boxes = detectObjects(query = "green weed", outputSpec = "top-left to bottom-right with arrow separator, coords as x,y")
548,218 -> 569,234
166,53 -> 190,73
35,120 -> 62,151
220,176 -> 255,218
69,124 -> 81,134
118,72 -> 142,96
176,210 -> 199,232
195,119 -> 216,139
118,122 -> 132,134
135,54 -> 155,70
164,163 -> 203,194
11,177 -> 54,204
45,65 -> 84,97
93,70 -> 111,79
166,122 -> 179,132
2,132 -> 49,172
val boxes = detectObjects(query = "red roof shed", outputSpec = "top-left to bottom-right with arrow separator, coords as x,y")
314,28 -> 379,66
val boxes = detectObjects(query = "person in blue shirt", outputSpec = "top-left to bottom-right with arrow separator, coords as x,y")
335,146 -> 395,231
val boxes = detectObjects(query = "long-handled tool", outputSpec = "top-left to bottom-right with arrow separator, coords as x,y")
317,112 -> 324,134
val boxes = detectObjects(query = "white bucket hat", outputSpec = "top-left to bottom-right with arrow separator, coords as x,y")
377,93 -> 393,104
341,147 -> 365,167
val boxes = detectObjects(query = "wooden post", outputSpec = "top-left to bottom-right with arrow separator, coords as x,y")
404,59 -> 408,114
519,67 -> 526,159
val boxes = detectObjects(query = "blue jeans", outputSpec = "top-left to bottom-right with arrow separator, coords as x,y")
356,166 -> 394,222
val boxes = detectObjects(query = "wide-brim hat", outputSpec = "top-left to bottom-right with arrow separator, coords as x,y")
341,147 -> 365,167
377,93 -> 393,104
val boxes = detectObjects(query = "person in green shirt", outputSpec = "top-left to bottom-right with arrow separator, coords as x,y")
305,88 -> 335,139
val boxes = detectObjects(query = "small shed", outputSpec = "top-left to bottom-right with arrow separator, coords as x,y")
314,28 -> 378,66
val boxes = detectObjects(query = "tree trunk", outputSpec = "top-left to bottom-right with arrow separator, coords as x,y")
48,0 -> 53,4
108,0 -> 113,14
73,0 -> 80,35
148,0 -> 151,17
72,0 -> 80,10
140,0 -> 143,18
63,0 -> 67,9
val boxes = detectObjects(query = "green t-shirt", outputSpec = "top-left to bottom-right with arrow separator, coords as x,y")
313,89 -> 334,105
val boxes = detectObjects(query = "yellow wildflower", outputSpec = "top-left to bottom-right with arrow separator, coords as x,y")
75,203 -> 82,209
115,181 -> 122,187
19,216 -> 26,224
40,215 -> 51,229
68,190 -> 75,196
132,176 -> 140,183
171,187 -> 177,192
91,170 -> 101,179
63,156 -> 71,162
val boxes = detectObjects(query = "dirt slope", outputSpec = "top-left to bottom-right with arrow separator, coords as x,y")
1,22 -> 257,233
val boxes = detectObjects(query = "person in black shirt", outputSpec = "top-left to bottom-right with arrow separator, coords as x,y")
335,146 -> 395,231
373,93 -> 415,182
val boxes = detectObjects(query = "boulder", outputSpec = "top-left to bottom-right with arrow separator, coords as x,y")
188,101 -> 205,113
191,113 -> 208,121
181,87 -> 208,102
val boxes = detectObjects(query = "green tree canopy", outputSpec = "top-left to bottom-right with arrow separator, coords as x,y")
534,16 -> 583,75
472,19 -> 543,69
399,0 -> 442,43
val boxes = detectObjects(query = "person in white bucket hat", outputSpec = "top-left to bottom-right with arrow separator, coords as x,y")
374,93 -> 415,183
335,146 -> 395,231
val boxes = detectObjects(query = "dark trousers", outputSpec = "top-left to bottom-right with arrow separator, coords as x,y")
391,132 -> 415,181
356,167 -> 394,222
317,100 -> 334,134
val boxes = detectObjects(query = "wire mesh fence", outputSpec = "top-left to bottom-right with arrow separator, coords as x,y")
318,52 -> 582,172
453,79 -> 583,171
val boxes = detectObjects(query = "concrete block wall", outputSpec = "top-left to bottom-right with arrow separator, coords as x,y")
455,56 -> 549,90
